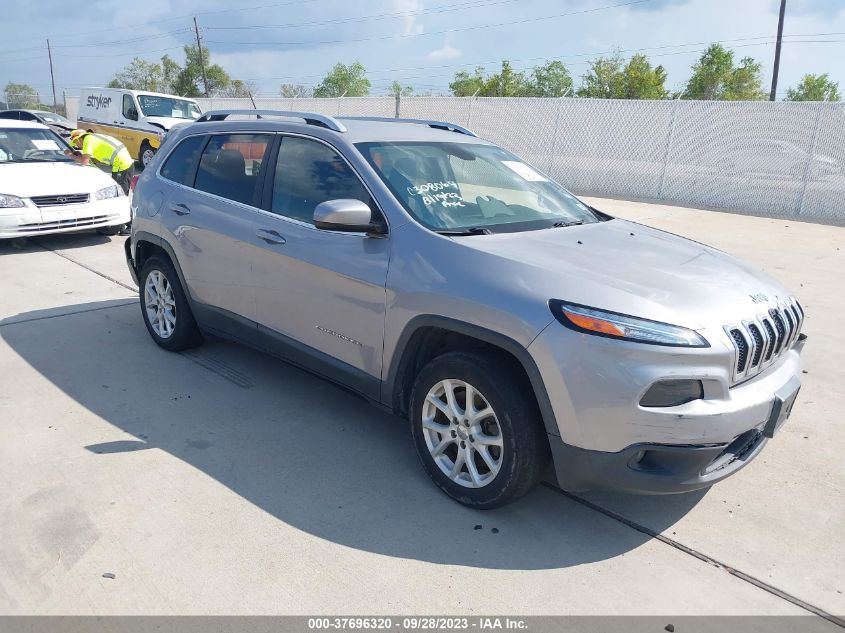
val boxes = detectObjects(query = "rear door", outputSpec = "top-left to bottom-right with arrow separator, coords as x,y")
159,131 -> 273,324
251,134 -> 390,394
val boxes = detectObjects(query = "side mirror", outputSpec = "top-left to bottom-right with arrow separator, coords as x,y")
314,199 -> 375,233
127,108 -> 139,121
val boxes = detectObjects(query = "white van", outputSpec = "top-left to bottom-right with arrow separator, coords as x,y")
76,88 -> 202,169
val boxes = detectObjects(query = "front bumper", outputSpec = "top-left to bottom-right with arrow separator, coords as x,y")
0,198 -> 130,239
530,318 -> 806,493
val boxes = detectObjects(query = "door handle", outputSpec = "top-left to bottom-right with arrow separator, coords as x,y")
256,228 -> 286,245
169,203 -> 190,215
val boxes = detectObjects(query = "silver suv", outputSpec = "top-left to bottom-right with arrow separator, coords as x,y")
125,110 -> 806,508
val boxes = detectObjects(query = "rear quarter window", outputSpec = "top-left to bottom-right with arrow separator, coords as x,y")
160,135 -> 205,186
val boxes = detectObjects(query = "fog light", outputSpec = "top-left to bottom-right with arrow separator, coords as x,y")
640,379 -> 703,408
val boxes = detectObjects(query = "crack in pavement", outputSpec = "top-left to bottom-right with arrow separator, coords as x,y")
24,240 -> 844,625
544,484 -> 845,628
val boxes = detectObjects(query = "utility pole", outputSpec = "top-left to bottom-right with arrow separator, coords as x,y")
770,0 -> 786,101
46,39 -> 58,113
193,16 -> 210,98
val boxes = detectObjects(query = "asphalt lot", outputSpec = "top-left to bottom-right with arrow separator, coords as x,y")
0,198 -> 843,618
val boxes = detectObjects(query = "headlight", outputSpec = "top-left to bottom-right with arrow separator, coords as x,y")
549,300 -> 709,347
0,194 -> 26,208
95,185 -> 122,200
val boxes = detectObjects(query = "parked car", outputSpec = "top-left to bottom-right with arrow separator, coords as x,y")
126,110 -> 806,508
77,87 -> 202,170
0,120 -> 130,239
0,109 -> 75,137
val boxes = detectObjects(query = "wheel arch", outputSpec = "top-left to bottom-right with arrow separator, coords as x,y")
383,315 -> 560,436
132,231 -> 192,304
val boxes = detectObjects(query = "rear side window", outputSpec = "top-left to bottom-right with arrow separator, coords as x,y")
160,135 -> 205,186
272,136 -> 370,224
194,133 -> 272,206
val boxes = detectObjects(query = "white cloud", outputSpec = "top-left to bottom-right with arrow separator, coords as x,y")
395,0 -> 424,36
427,39 -> 462,60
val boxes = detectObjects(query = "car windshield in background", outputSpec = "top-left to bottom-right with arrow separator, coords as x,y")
0,127 -> 72,163
137,95 -> 201,120
357,141 -> 598,233
35,111 -> 73,127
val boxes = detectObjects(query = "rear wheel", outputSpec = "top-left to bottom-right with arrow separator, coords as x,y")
139,256 -> 203,351
139,141 -> 156,170
410,351 -> 550,509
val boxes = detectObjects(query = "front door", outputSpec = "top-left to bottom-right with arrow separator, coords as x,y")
251,135 -> 390,395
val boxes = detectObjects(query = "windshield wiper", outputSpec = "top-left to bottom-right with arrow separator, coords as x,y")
433,227 -> 493,236
552,219 -> 585,228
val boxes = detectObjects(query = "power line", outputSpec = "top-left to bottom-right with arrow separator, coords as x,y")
205,0 -> 654,47
204,0 -> 520,31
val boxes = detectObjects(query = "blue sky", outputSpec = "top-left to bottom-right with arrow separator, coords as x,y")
2,0 -> 844,99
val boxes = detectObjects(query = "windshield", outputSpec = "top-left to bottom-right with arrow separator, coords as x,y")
137,95 -> 202,120
35,111 -> 73,127
357,141 -> 598,233
0,126 -> 73,163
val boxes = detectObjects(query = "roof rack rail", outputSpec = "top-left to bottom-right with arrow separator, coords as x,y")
195,109 -> 347,133
340,116 -> 477,137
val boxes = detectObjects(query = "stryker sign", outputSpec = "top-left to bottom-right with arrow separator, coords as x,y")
86,94 -> 112,110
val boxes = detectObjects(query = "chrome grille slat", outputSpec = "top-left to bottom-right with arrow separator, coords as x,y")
725,298 -> 803,384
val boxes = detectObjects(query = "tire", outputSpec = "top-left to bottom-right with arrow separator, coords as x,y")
410,351 -> 550,509
139,142 -> 156,171
96,225 -> 120,236
138,256 -> 203,352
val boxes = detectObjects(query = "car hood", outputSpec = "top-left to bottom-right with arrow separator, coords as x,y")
145,116 -> 196,130
0,162 -> 115,197
455,218 -> 794,329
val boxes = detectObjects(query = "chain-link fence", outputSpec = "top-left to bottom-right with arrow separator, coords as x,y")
64,95 -> 845,225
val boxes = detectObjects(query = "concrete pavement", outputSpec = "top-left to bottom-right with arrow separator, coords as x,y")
0,202 -> 842,618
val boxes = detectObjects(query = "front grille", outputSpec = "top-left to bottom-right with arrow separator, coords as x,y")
30,193 -> 89,207
15,214 -> 119,232
724,298 -> 804,384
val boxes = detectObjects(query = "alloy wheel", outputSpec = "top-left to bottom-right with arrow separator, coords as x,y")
144,270 -> 176,339
421,379 -> 504,488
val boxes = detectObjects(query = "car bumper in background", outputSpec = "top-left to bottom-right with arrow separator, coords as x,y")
0,198 -> 130,239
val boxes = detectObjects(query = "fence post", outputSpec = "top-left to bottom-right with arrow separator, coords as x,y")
658,98 -> 680,199
395,93 -> 401,118
796,103 -> 824,218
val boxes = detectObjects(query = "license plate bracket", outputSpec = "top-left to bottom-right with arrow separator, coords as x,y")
764,376 -> 801,438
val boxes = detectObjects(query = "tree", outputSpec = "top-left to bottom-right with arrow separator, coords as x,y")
525,60 -> 573,97
220,79 -> 258,98
107,57 -> 162,91
173,45 -> 231,97
4,82 -> 39,108
280,83 -> 312,98
313,62 -> 370,97
160,54 -> 181,95
449,66 -> 487,96
682,44 -> 766,100
484,61 -> 529,96
577,54 -> 625,98
620,54 -> 668,99
389,81 -> 413,97
786,73 -> 841,101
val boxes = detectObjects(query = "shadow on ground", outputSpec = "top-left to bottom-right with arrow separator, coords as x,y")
1,299 -> 706,570
0,231 -> 114,256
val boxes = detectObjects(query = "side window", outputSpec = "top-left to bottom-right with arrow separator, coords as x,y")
272,136 -> 370,224
0,112 -> 18,120
194,133 -> 271,206
122,95 -> 138,120
160,135 -> 205,186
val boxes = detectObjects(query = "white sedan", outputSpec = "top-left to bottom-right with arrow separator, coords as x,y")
0,119 -> 130,239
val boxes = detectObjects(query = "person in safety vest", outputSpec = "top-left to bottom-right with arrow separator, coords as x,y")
67,129 -> 135,234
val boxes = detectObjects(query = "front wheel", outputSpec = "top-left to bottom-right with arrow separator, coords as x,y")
410,351 -> 550,509
139,256 -> 203,351
96,225 -> 120,236
139,142 -> 156,170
